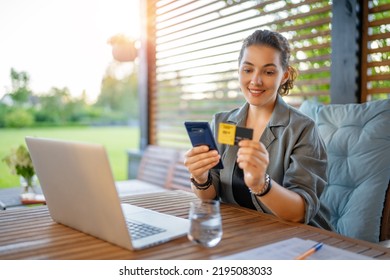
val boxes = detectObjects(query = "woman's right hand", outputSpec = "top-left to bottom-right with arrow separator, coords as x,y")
184,145 -> 220,183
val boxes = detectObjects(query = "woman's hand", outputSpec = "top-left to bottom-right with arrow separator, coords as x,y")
236,140 -> 269,191
184,145 -> 220,183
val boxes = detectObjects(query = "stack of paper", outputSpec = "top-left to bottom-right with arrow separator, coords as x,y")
220,237 -> 372,260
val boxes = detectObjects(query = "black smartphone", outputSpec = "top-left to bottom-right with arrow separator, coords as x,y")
184,121 -> 224,169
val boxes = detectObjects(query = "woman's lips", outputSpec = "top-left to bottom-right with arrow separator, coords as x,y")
248,88 -> 265,95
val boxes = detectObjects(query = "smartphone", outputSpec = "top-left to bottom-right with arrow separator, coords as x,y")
184,121 -> 224,169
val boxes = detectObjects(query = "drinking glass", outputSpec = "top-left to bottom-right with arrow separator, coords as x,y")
188,199 -> 222,247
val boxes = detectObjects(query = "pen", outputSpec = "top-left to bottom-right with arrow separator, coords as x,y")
294,242 -> 323,260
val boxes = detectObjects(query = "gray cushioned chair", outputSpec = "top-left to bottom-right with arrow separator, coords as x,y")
300,99 -> 390,243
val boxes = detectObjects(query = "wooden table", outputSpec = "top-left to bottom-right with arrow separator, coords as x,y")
0,190 -> 389,260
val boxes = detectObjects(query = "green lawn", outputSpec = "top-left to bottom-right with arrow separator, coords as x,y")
0,126 -> 140,189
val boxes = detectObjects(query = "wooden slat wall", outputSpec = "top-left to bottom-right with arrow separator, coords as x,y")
150,0 -> 332,147
361,1 -> 390,102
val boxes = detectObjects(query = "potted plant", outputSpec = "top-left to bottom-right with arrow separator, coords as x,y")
2,144 -> 36,195
108,34 -> 137,62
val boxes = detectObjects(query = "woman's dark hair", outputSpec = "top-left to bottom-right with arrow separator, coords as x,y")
238,30 -> 298,96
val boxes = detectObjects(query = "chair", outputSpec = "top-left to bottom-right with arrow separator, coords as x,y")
166,150 -> 192,192
117,145 -> 180,197
300,99 -> 390,243
136,145 -> 178,188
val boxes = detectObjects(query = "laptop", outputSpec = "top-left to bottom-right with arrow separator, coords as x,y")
25,136 -> 190,251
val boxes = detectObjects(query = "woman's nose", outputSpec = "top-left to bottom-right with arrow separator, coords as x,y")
250,74 -> 262,86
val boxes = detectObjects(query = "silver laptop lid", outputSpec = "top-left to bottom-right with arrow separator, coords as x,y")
25,137 -> 133,250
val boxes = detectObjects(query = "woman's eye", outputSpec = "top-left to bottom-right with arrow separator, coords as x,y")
265,70 -> 275,75
242,68 -> 252,73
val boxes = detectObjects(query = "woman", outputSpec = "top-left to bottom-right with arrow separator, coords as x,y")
184,29 -> 333,230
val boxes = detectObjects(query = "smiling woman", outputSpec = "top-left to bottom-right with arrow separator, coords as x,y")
0,0 -> 140,103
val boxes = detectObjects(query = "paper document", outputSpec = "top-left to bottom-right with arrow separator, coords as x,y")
220,237 -> 372,260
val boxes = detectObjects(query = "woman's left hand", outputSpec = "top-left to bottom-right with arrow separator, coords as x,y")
236,139 -> 269,191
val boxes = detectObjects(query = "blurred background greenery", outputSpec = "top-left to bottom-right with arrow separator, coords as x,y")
0,65 -> 140,189
0,126 -> 139,189
0,1 -> 142,190
0,67 -> 139,128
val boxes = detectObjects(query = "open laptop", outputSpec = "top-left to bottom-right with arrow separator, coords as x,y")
25,136 -> 190,251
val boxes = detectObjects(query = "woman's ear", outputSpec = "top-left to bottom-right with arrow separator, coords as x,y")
280,68 -> 290,85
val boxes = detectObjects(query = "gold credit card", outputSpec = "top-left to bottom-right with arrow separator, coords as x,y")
218,123 -> 253,145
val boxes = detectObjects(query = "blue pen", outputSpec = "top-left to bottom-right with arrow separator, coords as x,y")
294,242 -> 323,260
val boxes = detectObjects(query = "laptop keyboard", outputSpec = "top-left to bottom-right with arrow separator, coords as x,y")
126,220 -> 166,240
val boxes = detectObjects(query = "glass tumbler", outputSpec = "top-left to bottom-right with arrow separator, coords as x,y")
188,199 -> 222,247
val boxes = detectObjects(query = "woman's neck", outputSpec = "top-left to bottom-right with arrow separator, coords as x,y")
245,98 -> 276,141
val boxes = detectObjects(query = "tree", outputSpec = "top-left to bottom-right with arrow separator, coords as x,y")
9,68 -> 33,105
96,61 -> 139,122
36,87 -> 81,124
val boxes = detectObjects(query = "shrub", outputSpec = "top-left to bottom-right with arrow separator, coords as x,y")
4,108 -> 34,128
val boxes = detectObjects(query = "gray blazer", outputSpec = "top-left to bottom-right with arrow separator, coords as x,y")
210,95 -> 333,230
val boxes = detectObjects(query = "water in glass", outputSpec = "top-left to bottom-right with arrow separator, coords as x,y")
188,199 -> 222,247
